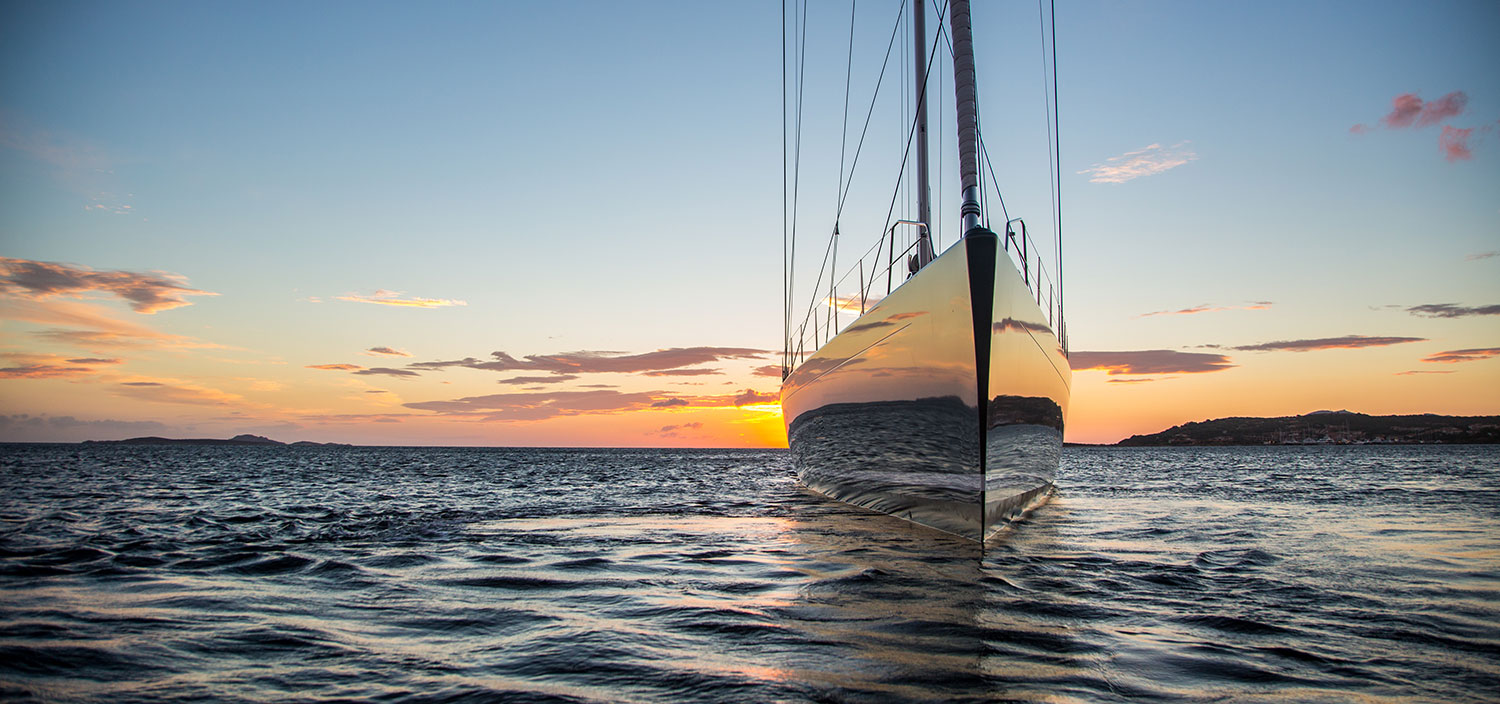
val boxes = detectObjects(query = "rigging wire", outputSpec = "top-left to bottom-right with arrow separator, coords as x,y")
787,0 -> 809,367
797,0 -> 948,345
835,0 -> 908,219
780,0 -> 787,372
1051,0 -> 1064,349
836,0 -> 856,211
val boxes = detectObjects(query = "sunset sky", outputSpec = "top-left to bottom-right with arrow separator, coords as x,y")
2,0 -> 1497,446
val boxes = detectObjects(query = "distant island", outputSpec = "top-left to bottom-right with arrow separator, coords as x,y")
83,434 -> 351,447
1117,411 -> 1500,446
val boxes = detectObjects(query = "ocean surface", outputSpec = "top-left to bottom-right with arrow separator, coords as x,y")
1,444 -> 1496,703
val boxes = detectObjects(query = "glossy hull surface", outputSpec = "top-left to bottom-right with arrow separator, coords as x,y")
782,231 -> 1071,541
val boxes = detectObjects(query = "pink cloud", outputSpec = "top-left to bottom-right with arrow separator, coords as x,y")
1380,93 -> 1426,128
307,363 -> 363,371
1417,92 -> 1468,127
1439,125 -> 1474,161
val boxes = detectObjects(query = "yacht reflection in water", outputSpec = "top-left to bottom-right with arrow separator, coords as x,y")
783,231 -> 1070,542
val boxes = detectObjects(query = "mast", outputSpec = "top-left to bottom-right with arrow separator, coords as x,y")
913,0 -> 934,267
949,0 -> 982,234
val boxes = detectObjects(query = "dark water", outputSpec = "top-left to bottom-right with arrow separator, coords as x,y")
1,444 -> 1496,703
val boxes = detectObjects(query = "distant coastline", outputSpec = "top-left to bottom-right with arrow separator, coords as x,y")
82,434 -> 352,448
1114,411 -> 1499,446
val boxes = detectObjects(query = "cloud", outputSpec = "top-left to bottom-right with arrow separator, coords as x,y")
0,363 -> 96,379
642,368 -> 721,377
1355,91 -> 1468,131
1439,125 -> 1474,161
652,398 -> 690,408
365,346 -> 411,357
1421,347 -> 1500,364
404,389 -> 662,421
1137,302 -> 1273,318
409,347 -> 769,376
0,257 -> 215,313
1406,303 -> 1500,318
113,380 -> 242,406
655,421 -> 704,437
1352,91 -> 1485,162
752,364 -> 784,377
0,414 -> 168,440
1069,350 -> 1235,375
822,293 -> 865,313
498,375 -> 578,385
353,367 -> 420,378
307,363 -> 364,371
336,290 -> 466,308
1395,370 -> 1454,375
1466,251 -> 1499,261
733,389 -> 778,406
1077,142 -> 1196,184
0,353 -> 119,379
1232,335 -> 1426,352
1107,378 -> 1157,384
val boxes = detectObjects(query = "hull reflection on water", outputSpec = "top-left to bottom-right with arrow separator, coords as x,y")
782,231 -> 1071,541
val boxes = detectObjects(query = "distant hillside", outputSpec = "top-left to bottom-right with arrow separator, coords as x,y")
1117,411 -> 1500,446
84,434 -> 351,447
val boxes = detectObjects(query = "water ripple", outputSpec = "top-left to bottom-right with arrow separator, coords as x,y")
0,444 -> 1496,702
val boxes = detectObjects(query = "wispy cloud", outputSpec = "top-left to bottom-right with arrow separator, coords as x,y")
1069,350 -> 1234,375
0,257 -> 215,313
1,299 -> 221,351
822,293 -> 865,313
1407,303 -> 1500,318
652,398 -> 690,408
410,347 -> 768,376
655,421 -> 703,438
404,389 -> 663,421
733,389 -> 779,406
0,352 -> 119,379
307,363 -> 363,371
1077,142 -> 1196,184
353,367 -> 420,378
1232,335 -> 1426,352
1137,302 -> 1273,318
498,375 -> 578,385
1421,347 -> 1500,364
112,379 -> 242,406
0,414 -> 168,441
1466,251 -> 1499,261
1395,370 -> 1454,375
365,346 -> 411,357
336,290 -> 466,308
752,364 -> 784,377
643,368 -> 721,377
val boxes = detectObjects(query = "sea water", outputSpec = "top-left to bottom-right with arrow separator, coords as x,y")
1,444 -> 1496,702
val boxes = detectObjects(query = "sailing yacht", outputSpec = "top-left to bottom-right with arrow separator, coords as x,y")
780,0 -> 1071,542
